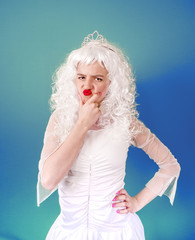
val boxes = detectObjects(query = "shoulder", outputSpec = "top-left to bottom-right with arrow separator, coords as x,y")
44,110 -> 59,134
47,110 -> 59,125
130,117 -> 151,148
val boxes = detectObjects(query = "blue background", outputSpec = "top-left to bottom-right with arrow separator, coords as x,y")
0,0 -> 194,239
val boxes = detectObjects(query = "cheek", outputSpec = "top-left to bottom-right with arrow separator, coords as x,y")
98,84 -> 110,99
97,85 -> 106,95
102,81 -> 110,94
76,81 -> 82,92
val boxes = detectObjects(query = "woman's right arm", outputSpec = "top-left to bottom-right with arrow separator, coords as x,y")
41,93 -> 101,191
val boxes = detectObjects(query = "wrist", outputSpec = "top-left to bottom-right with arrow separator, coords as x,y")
75,120 -> 89,134
133,187 -> 157,212
132,196 -> 143,212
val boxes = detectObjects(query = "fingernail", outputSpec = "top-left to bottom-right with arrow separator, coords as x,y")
99,92 -> 102,96
116,191 -> 120,194
112,197 -> 116,201
116,210 -> 120,213
112,203 -> 115,207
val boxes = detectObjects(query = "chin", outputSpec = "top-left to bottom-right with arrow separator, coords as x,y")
82,95 -> 90,102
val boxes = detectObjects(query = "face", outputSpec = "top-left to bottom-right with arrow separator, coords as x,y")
76,61 -> 110,104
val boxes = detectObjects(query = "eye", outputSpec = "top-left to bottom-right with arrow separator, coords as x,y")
95,77 -> 103,82
78,76 -> 85,80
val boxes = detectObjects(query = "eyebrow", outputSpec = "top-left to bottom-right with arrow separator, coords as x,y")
77,73 -> 105,77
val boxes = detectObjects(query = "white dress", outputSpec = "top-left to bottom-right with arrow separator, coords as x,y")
37,113 -> 181,240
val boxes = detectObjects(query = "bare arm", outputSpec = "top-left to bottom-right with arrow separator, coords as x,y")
41,93 -> 101,191
112,187 -> 157,213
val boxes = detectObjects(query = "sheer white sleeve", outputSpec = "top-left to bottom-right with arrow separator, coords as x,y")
37,112 -> 62,207
132,119 -> 181,205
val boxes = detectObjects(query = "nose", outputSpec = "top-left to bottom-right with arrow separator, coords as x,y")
84,77 -> 93,89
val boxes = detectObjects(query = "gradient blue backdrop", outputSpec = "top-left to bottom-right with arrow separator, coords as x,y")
0,0 -> 194,239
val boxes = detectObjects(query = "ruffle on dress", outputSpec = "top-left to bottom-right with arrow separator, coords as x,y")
46,215 -> 145,240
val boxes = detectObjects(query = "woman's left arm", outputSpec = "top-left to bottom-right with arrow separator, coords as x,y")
112,187 -> 157,214
112,119 -> 181,213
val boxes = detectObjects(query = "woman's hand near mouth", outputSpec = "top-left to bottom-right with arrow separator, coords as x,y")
77,93 -> 102,131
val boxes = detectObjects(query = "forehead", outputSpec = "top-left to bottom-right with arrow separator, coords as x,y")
77,61 -> 108,76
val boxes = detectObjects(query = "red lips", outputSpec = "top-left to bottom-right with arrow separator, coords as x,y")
83,89 -> 92,96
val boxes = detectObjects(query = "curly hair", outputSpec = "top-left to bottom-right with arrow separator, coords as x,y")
49,35 -> 141,144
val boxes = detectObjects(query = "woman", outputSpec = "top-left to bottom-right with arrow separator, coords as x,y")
37,31 -> 181,239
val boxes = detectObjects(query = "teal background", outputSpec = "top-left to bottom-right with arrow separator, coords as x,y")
0,0 -> 194,239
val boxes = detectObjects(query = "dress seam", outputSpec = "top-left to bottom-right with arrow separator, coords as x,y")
87,158 -> 92,240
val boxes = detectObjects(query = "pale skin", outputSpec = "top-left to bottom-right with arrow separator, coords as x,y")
41,61 -> 157,214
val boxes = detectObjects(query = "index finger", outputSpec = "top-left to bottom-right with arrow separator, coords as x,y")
86,92 -> 101,104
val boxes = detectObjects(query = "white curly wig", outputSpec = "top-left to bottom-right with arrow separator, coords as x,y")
49,32 -> 141,144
